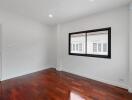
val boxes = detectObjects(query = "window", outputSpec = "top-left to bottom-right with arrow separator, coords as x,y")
79,43 -> 82,52
103,43 -> 107,52
93,43 -> 97,53
70,33 -> 86,54
98,43 -> 101,52
69,27 -> 111,58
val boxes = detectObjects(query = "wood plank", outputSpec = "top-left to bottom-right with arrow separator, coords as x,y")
0,68 -> 131,100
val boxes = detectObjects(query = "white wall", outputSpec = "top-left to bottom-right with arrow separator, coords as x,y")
129,3 -> 132,93
47,26 -> 57,68
57,6 -> 129,89
0,25 -> 2,80
0,5 -> 130,92
0,10 -> 57,80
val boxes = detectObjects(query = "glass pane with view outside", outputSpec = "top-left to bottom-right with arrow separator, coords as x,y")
87,31 -> 108,55
71,33 -> 86,54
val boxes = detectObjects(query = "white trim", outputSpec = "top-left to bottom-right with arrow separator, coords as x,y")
129,88 -> 132,93
1,67 -> 129,91
57,68 -> 128,89
56,66 -> 62,71
1,66 -> 52,81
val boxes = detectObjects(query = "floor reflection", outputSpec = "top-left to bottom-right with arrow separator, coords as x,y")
70,91 -> 85,100
2,69 -> 132,100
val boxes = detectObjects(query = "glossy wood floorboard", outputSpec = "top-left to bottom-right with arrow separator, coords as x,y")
0,68 -> 132,100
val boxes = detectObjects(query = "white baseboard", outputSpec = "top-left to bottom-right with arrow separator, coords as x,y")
129,88 -> 132,93
56,66 -> 62,71
57,68 -> 128,90
1,66 -> 129,92
1,66 -> 52,81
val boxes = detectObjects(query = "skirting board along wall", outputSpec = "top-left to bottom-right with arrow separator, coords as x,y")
1,66 -> 52,81
56,68 -> 128,89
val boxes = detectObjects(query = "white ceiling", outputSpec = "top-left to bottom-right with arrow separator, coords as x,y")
0,0 -> 131,25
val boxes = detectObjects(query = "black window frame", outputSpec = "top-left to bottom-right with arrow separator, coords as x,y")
69,27 -> 111,59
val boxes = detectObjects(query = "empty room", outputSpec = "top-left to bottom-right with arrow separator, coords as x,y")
0,0 -> 132,100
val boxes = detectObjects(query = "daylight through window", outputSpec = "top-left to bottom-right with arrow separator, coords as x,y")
69,27 -> 111,58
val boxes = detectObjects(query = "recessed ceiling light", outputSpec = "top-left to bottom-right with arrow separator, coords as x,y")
49,14 -> 53,18
89,0 -> 94,2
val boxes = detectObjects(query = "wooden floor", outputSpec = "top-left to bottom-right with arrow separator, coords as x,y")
0,68 -> 132,100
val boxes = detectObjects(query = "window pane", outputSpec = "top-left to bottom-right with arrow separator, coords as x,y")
71,33 -> 86,54
93,43 -> 97,52
73,44 -> 75,51
79,43 -> 82,52
76,44 -> 78,51
103,43 -> 107,52
98,43 -> 101,52
87,31 -> 108,55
